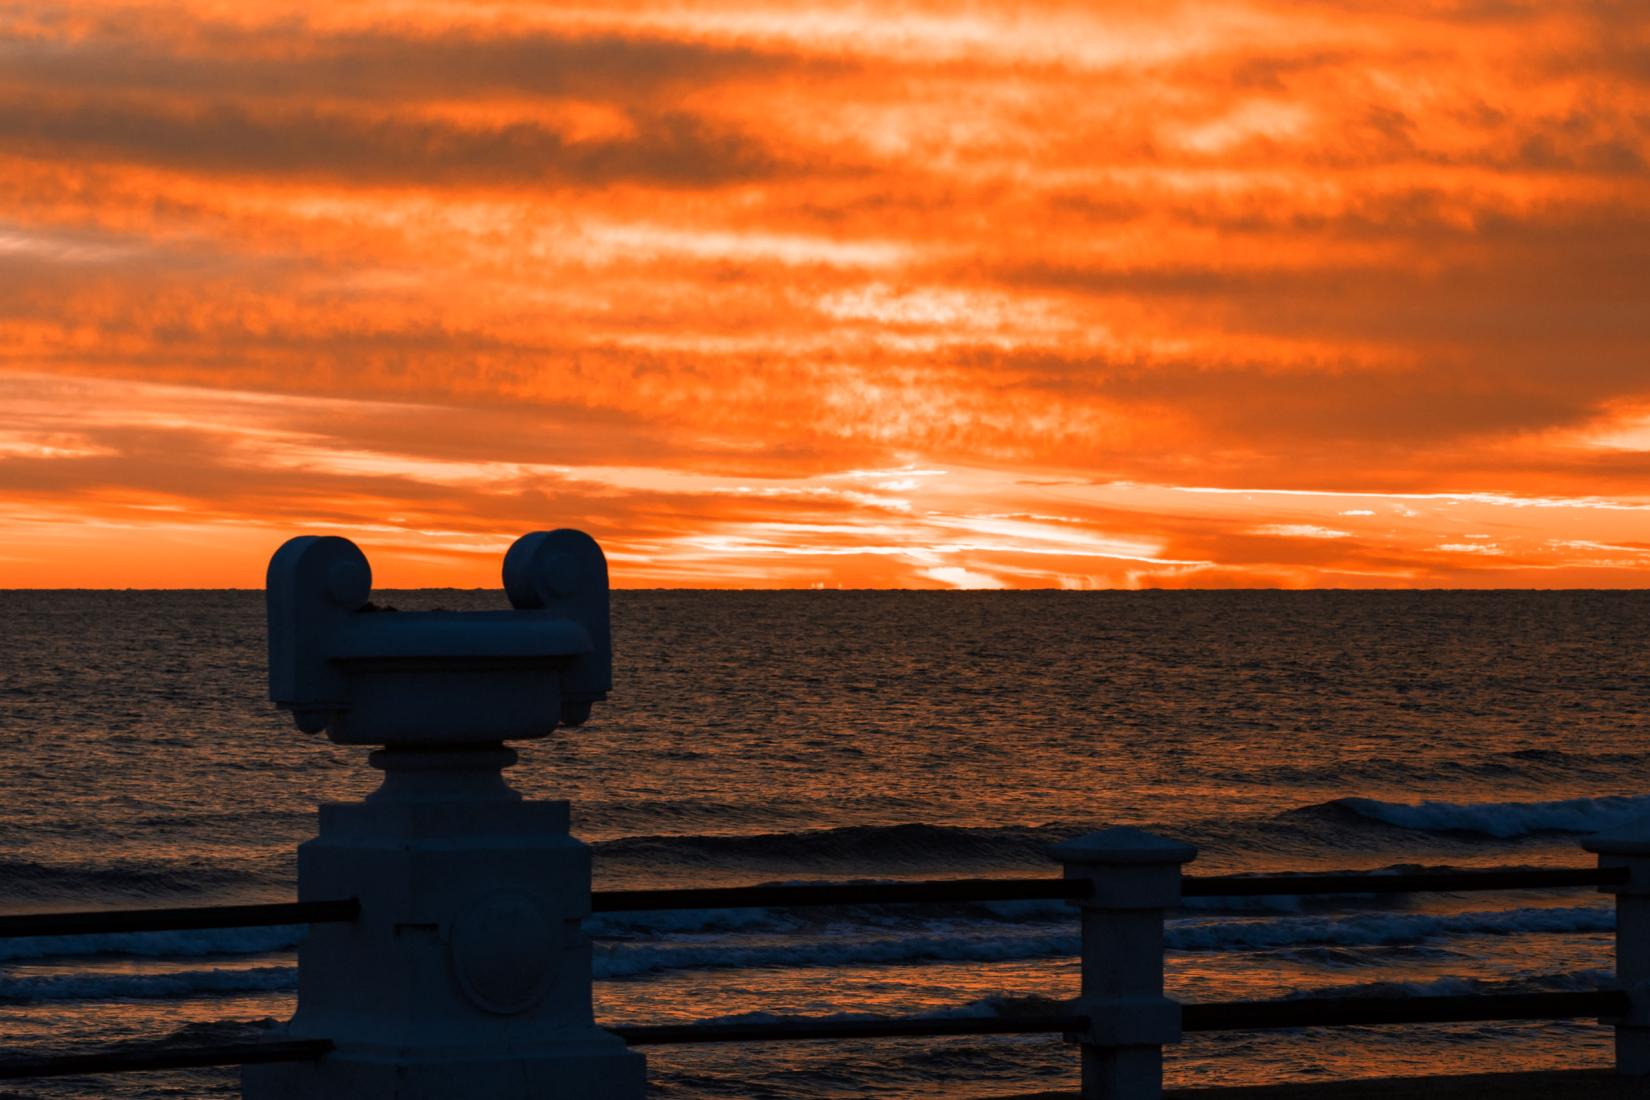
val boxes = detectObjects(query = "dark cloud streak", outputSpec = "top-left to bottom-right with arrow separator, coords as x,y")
0,96 -> 787,187
0,18 -> 833,103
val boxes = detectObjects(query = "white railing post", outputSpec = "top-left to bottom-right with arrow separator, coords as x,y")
1585,823 -> 1650,1075
1054,828 -> 1196,1100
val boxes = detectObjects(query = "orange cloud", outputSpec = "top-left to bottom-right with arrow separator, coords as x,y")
2,0 -> 1648,587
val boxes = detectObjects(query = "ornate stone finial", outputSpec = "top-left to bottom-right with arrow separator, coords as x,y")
265,529 -> 611,745
247,529 -> 644,1099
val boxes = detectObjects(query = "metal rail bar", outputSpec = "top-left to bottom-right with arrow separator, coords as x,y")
1182,990 -> 1630,1031
592,866 -> 1621,913
2,867 -> 1612,936
0,1039 -> 334,1080
592,878 -> 1085,912
610,990 -> 1628,1049
0,991 -> 1623,1073
611,1014 -> 1090,1046
0,899 -> 360,939
1183,866 -> 1627,897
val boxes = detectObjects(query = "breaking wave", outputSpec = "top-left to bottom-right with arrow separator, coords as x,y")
0,856 -> 265,901
1323,794 -> 1650,839
1284,969 -> 1614,1001
0,966 -> 296,1003
593,822 -> 1064,872
593,904 -> 1614,979
0,925 -> 304,963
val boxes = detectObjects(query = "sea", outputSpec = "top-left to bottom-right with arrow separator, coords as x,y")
2,589 -> 1648,1098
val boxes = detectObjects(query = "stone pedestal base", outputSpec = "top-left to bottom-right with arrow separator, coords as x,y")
242,747 -> 645,1100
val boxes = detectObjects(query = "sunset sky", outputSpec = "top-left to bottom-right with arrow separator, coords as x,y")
2,0 -> 1648,588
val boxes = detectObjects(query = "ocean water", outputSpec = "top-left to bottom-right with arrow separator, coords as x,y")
1,589 -> 1647,1097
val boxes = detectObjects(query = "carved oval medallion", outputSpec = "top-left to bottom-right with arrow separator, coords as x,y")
450,891 -> 555,1014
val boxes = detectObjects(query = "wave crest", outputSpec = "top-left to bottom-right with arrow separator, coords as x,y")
1323,794 -> 1650,838
0,925 -> 304,963
0,965 -> 295,1003
593,904 -> 1613,978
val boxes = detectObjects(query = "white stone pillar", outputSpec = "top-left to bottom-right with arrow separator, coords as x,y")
1585,822 -> 1650,1076
245,530 -> 644,1099
1054,828 -> 1196,1100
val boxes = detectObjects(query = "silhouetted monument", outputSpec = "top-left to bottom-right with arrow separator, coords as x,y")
244,530 -> 644,1099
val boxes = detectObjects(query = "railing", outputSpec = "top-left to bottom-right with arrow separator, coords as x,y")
0,901 -> 359,1080
0,899 -> 360,938
0,1041 -> 336,1082
595,848 -> 1643,1100
3,835 -> 1646,1097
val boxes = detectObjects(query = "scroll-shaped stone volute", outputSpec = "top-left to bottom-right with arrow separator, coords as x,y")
266,530 -> 610,746
503,529 -> 612,728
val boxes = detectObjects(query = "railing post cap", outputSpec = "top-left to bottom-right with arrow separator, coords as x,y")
1584,814 -> 1650,857
1052,827 -> 1197,867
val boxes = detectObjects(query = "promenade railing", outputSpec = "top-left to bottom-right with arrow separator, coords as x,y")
3,833 -> 1646,1096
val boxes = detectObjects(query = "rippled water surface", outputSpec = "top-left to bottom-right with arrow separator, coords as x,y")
2,590 -> 1647,1097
